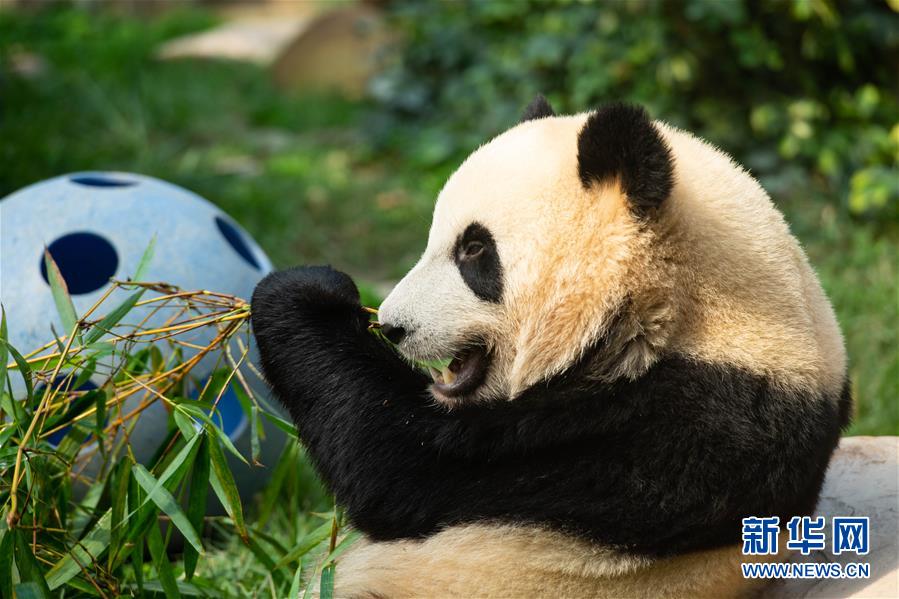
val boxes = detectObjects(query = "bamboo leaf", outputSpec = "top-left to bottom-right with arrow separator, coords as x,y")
288,562 -> 304,599
49,324 -> 65,354
172,397 -> 218,412
133,433 -> 200,514
255,393 -> 298,436
72,357 -> 97,389
231,379 -> 253,413
0,445 -> 16,468
177,404 -> 247,464
14,582 -> 49,599
14,529 -> 52,597
147,520 -> 181,599
258,442 -> 296,529
132,463 -> 204,555
184,434 -> 210,580
211,416 -> 248,464
133,234 -> 157,281
0,383 -> 28,435
322,530 -> 363,567
44,248 -> 80,344
108,459 -> 132,570
0,531 -> 13,599
72,457 -> 115,540
0,307 -> 8,399
45,510 -> 112,590
231,382 -> 261,464
94,388 -> 107,447
128,472 -> 145,595
246,532 -> 286,584
0,426 -> 14,444
83,290 -> 145,345
173,408 -> 199,440
57,576 -> 101,595
260,409 -> 298,437
245,527 -> 289,555
250,404 -> 262,464
125,580 -> 209,596
207,428 -> 247,540
3,340 -> 33,405
319,564 -> 335,599
54,422 -> 91,462
274,522 -> 332,569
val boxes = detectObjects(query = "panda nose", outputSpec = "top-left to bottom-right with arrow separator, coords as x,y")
380,323 -> 407,344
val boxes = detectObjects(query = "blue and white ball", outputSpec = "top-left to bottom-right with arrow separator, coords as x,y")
0,172 -> 283,495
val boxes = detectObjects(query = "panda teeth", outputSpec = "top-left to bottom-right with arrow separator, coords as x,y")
428,366 -> 443,384
441,366 -> 456,385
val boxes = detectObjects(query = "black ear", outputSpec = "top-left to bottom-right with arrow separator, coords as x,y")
520,94 -> 556,123
577,103 -> 673,215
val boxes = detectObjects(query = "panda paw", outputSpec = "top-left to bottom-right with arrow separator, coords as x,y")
251,265 -> 364,328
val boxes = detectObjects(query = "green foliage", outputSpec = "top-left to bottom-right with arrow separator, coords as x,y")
0,4 -> 427,279
375,0 -> 899,223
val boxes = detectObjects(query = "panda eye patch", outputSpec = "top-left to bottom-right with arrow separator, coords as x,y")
458,241 -> 484,262
453,222 -> 502,303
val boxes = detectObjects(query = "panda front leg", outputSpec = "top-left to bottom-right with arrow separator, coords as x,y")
250,265 -> 466,539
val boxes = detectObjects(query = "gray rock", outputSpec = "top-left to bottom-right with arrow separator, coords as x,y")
769,436 -> 898,598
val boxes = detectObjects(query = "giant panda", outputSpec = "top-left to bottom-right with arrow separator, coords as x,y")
250,96 -> 850,598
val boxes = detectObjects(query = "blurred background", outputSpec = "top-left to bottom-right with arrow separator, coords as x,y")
2,0 -> 897,435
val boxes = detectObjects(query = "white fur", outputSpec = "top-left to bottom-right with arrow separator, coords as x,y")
329,524 -> 778,598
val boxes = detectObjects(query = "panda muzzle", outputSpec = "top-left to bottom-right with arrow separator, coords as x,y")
429,344 -> 490,399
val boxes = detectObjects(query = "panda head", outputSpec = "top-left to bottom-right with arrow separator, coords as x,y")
378,96 -> 684,405
379,95 -> 845,406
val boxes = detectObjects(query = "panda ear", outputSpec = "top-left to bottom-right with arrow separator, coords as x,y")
577,103 -> 674,215
519,94 -> 556,123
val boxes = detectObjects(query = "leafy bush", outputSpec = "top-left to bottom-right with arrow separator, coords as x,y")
0,247 -> 353,596
373,0 -> 899,223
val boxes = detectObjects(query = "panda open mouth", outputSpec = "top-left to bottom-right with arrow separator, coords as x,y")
427,344 -> 490,400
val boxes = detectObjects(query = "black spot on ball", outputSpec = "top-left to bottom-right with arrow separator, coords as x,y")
69,174 -> 136,188
40,232 -> 118,295
215,216 -> 261,270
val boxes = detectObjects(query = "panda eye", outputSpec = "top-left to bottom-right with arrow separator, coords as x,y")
454,222 -> 502,302
458,241 -> 484,262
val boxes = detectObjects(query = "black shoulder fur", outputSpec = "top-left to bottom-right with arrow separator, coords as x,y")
252,266 -> 848,556
577,103 -> 674,215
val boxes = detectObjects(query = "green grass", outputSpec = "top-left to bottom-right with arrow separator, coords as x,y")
786,202 -> 898,436
0,6 -> 438,282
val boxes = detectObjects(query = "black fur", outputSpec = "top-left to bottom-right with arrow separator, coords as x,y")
837,378 -> 854,429
577,103 -> 674,215
453,223 -> 503,303
520,94 -> 556,122
251,267 -> 847,556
